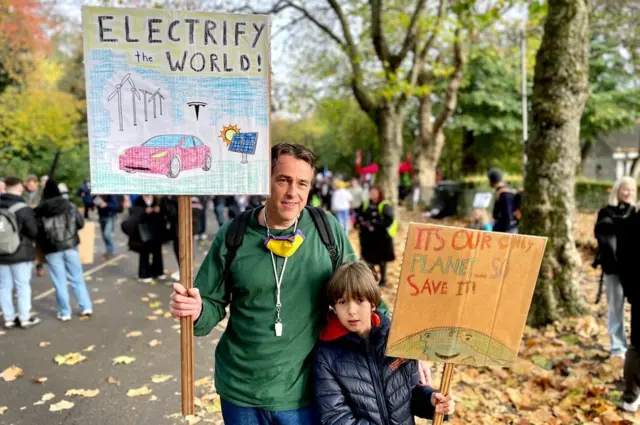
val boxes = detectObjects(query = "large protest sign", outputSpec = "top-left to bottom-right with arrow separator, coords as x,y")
386,223 -> 546,367
82,7 -> 270,195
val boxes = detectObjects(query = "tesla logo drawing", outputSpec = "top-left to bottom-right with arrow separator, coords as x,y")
119,135 -> 212,178
187,101 -> 207,121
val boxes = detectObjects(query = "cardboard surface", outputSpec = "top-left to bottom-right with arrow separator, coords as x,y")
78,222 -> 96,265
83,7 -> 271,195
386,223 -> 547,367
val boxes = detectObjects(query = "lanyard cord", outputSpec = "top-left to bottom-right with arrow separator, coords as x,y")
264,208 -> 298,325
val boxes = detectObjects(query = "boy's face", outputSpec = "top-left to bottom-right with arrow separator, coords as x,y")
334,293 -> 374,338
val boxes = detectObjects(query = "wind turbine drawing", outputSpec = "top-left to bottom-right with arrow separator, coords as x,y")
148,88 -> 166,119
107,74 -> 141,131
140,90 -> 152,122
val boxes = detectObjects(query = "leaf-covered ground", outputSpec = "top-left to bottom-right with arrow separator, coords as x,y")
373,209 -> 636,425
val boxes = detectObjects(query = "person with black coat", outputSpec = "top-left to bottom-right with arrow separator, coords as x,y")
35,179 -> 93,321
487,168 -> 518,233
594,177 -> 636,358
356,186 -> 396,287
314,262 -> 454,425
0,177 -> 41,328
123,195 -> 166,283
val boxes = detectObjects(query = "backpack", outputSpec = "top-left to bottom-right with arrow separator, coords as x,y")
0,202 -> 28,255
41,207 -> 78,251
497,186 -> 523,223
361,199 -> 399,237
221,206 -> 339,293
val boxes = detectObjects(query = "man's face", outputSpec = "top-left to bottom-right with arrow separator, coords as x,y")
0,181 -> 5,193
269,154 -> 313,223
26,180 -> 37,192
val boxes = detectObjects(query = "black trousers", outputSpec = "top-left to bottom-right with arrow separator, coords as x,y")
139,244 -> 164,279
625,300 -> 640,403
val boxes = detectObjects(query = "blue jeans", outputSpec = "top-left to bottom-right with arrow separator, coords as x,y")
99,216 -> 115,255
46,249 -> 93,317
221,399 -> 319,425
0,262 -> 33,322
605,273 -> 628,355
215,202 -> 226,227
334,210 -> 350,233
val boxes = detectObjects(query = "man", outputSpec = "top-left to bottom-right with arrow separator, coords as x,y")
487,168 -> 518,233
24,175 -> 41,207
0,178 -> 6,194
95,195 -> 120,260
0,177 -> 41,328
170,144 -> 430,423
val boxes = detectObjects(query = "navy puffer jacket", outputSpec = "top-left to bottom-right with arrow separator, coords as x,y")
314,312 -> 436,425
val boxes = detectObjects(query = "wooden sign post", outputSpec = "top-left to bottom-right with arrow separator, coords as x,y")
178,196 -> 194,416
433,363 -> 455,425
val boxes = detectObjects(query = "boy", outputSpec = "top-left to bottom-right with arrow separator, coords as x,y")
314,262 -> 454,425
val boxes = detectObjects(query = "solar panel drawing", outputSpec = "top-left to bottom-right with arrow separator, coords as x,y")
228,132 -> 259,164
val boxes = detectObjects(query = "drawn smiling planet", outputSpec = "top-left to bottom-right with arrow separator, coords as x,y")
386,327 -> 517,367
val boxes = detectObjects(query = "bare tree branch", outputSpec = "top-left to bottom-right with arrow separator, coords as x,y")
369,0 -> 391,65
388,0 -> 428,70
433,27 -> 465,134
284,1 -> 346,48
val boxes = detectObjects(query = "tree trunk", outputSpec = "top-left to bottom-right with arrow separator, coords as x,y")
413,94 -> 446,207
522,0 -> 590,327
461,128 -> 478,175
376,103 -> 404,205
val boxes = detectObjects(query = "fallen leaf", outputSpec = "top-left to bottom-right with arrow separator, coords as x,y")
0,407 -> 7,415
206,397 -> 221,414
163,312 -> 173,318
112,356 -> 136,365
148,301 -> 162,309
54,353 -> 87,366
49,400 -> 74,412
172,324 -> 180,330
94,298 -> 106,304
126,331 -> 142,338
79,315 -> 90,321
149,395 -> 158,401
147,292 -> 158,299
140,297 -> 150,302
106,376 -> 120,385
39,341 -> 51,348
146,315 -> 158,321
0,330 -> 6,336
1,366 -> 24,381
149,339 -> 161,347
151,374 -> 172,383
185,415 -> 201,425
65,389 -> 100,398
152,309 -> 163,315
83,345 -> 96,352
194,376 -> 212,387
33,377 -> 48,384
127,386 -> 152,397
42,393 -> 56,402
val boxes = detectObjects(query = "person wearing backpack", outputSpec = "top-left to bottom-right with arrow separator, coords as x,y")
0,176 -> 41,329
356,186 -> 397,287
35,180 -> 93,321
169,144 -> 430,424
487,168 -> 519,233
95,194 -> 120,260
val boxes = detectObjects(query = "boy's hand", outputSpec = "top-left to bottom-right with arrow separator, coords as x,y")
431,392 -> 455,415
418,361 -> 432,386
170,283 -> 202,320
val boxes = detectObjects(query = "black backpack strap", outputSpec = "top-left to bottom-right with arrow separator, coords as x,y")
222,206 -> 259,294
305,206 -> 339,271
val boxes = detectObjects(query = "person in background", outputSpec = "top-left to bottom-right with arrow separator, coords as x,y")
594,177 -> 636,360
468,208 -> 493,232
487,168 -> 518,233
356,186 -> 396,287
247,195 -> 265,210
0,177 -> 41,329
331,180 -> 353,233
314,262 -> 454,425
125,195 -> 166,283
197,196 -> 210,240
95,195 -> 120,260
35,180 -> 93,321
25,175 -> 46,276
348,177 -> 364,212
213,196 -> 227,227
77,179 -> 94,219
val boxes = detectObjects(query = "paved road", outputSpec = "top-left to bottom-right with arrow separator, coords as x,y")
0,211 -> 225,425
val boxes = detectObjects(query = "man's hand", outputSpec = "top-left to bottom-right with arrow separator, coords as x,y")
170,283 -> 202,320
418,360 -> 432,386
431,392 -> 455,415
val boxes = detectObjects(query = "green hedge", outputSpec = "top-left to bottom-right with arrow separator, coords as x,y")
457,175 -> 616,216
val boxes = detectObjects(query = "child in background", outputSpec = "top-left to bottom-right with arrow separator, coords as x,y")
469,208 -> 493,231
314,262 -> 455,425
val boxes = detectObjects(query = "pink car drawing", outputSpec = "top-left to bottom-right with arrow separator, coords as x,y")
119,134 -> 212,178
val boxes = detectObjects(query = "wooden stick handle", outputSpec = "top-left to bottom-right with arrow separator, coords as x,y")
432,363 -> 455,425
178,196 -> 194,416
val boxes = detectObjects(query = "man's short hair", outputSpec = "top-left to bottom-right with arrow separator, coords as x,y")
26,175 -> 38,183
4,176 -> 23,188
271,143 -> 317,173
487,168 -> 503,185
326,261 -> 381,307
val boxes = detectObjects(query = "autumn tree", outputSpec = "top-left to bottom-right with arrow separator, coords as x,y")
522,0 -> 590,326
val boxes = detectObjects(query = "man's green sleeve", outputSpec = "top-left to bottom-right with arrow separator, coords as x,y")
193,225 -> 230,337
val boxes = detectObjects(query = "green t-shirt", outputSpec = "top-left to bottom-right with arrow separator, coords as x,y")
194,208 -> 356,410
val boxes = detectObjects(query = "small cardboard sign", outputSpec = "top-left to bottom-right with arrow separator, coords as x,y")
386,223 -> 546,367
78,222 -> 96,265
472,192 -> 493,209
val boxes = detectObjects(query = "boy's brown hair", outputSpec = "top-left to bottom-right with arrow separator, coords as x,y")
327,261 -> 381,307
